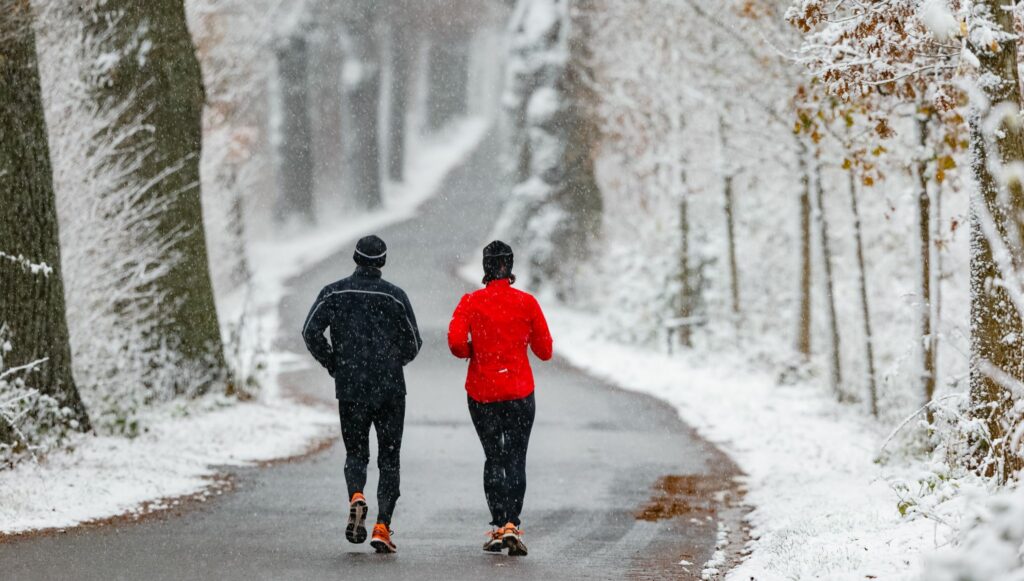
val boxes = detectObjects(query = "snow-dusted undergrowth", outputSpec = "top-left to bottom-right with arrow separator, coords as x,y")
547,308 -> 940,580
0,327 -> 74,461
923,483 -> 1024,581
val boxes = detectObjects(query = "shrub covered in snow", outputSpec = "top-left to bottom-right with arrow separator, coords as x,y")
923,484 -> 1024,581
496,0 -> 603,298
0,327 -> 78,465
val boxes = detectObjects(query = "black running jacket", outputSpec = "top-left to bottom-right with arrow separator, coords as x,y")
301,266 -> 422,401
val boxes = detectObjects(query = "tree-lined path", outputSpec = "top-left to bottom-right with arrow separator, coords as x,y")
0,132 -> 736,580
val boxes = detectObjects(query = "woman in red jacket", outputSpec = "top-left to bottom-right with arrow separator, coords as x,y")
448,241 -> 552,556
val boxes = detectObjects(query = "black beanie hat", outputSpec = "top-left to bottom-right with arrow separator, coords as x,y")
354,235 -> 387,268
482,240 -> 514,284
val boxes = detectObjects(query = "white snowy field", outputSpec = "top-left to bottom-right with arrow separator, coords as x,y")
0,118 -> 490,537
546,307 -> 941,581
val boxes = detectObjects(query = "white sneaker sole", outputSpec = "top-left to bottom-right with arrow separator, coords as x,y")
346,501 -> 367,544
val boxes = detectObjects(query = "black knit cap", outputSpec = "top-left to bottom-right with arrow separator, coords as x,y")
482,240 -> 514,284
354,235 -> 387,268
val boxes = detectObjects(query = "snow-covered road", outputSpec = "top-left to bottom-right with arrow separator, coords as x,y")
0,132 -> 739,580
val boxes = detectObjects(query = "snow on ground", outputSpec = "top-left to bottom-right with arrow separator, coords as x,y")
0,396 -> 331,535
545,307 -> 940,581
0,118 -> 490,536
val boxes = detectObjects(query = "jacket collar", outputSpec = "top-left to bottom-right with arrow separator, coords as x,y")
485,279 -> 512,289
353,265 -> 382,279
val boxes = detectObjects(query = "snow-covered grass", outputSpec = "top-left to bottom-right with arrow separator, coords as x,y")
0,117 -> 490,537
546,307 -> 941,581
0,395 -> 333,535
923,484 -> 1024,581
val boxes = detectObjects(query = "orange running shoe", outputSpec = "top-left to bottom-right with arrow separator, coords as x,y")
370,523 -> 397,554
346,492 -> 368,544
483,527 -> 504,552
502,522 -> 528,556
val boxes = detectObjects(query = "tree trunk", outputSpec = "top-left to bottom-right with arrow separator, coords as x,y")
451,41 -> 471,118
90,0 -> 226,392
917,114 -> 936,422
933,174 -> 944,412
677,168 -> 693,348
716,114 -> 740,329
309,22 -> 345,205
849,171 -> 879,416
969,0 -> 1024,479
427,42 -> 453,131
274,33 -> 316,222
0,2 -> 91,436
724,174 -> 741,321
387,24 -> 413,182
347,25 -> 383,209
796,146 -> 813,360
426,39 -> 471,132
815,162 -> 843,401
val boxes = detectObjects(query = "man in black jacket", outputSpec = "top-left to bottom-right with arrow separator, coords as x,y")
301,235 -> 422,554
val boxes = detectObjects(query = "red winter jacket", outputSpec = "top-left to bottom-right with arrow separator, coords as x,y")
448,279 -> 553,403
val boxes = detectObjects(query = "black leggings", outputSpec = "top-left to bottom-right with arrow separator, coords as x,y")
338,397 -> 405,526
467,393 -> 536,527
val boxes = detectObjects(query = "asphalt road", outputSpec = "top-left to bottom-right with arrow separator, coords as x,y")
0,131 -> 739,580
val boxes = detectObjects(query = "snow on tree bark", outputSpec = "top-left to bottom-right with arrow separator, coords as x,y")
967,0 -> 1024,478
88,0 -> 227,394
0,2 -> 91,439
